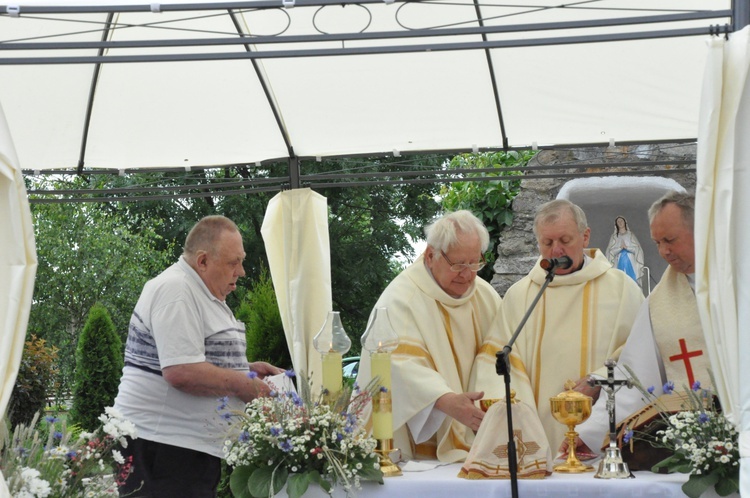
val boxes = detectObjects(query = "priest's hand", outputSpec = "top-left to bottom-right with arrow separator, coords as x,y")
435,391 -> 485,432
558,436 -> 597,461
572,376 -> 601,403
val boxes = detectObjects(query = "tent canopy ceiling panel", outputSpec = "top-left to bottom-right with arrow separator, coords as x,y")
0,0 -> 733,172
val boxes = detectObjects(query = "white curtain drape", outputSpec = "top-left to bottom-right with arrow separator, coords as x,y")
695,26 -> 750,495
261,188 -> 331,391
0,104 -> 37,497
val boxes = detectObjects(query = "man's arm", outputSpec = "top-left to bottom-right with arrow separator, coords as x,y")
162,362 -> 282,402
434,391 -> 486,432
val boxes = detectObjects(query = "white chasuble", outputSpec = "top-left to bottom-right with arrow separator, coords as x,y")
355,254 -> 503,462
650,267 -> 711,390
497,249 -> 644,451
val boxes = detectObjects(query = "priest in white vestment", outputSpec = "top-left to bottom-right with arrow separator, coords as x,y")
355,210 -> 504,463
578,191 -> 711,454
496,199 -> 644,453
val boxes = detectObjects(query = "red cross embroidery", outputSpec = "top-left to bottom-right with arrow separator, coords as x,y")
668,338 -> 703,387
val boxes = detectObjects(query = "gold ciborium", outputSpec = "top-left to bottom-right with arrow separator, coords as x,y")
550,381 -> 594,473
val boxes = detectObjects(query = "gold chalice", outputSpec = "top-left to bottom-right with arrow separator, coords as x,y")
550,381 -> 594,473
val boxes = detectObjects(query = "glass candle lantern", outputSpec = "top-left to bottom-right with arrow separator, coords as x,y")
360,307 -> 399,440
313,311 -> 351,397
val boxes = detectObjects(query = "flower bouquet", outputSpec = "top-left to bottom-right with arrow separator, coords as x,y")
222,372 -> 384,498
625,374 -> 739,498
1,406 -> 137,497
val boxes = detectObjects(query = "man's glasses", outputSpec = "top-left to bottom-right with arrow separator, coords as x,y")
440,251 -> 486,273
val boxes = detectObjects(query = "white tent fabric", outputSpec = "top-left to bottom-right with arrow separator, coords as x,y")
0,0 -> 732,172
261,188 -> 331,390
0,104 -> 38,497
695,25 -> 750,495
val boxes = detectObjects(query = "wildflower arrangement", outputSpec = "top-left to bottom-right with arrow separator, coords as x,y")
625,374 -> 739,498
1,407 -> 137,497
222,371 -> 383,498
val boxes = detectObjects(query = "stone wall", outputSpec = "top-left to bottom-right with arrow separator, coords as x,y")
489,144 -> 697,297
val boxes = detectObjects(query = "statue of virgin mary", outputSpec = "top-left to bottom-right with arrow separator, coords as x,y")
605,216 -> 644,284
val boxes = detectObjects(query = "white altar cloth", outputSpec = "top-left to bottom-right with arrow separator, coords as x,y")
350,463 -> 692,498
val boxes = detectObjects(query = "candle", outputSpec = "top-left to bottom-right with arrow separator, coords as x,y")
371,352 -> 393,439
321,351 -> 343,395
371,352 -> 392,391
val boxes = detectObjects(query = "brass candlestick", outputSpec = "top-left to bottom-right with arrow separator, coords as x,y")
375,438 -> 402,477
550,382 -> 594,473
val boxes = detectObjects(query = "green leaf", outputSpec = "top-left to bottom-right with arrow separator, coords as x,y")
682,472 -> 720,498
307,470 -> 332,493
651,453 -> 683,473
286,473 -> 311,498
357,460 -> 385,484
715,473 -> 740,496
248,466 -> 288,498
229,465 -> 256,498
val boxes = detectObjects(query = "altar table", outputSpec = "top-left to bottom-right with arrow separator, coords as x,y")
350,462 -> 693,498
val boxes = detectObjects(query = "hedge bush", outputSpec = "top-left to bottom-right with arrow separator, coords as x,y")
8,336 -> 59,427
68,303 -> 124,431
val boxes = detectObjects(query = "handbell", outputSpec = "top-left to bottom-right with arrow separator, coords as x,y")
594,443 -> 632,479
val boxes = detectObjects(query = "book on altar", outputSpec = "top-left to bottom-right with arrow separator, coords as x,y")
606,391 -> 691,471
458,392 -> 552,479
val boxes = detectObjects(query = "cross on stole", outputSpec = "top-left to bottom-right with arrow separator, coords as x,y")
668,338 -> 703,387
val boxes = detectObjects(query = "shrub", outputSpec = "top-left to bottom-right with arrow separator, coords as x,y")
8,336 -> 59,427
68,303 -> 124,431
237,267 -> 292,370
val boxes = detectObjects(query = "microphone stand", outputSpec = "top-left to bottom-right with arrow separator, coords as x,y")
495,264 -> 559,498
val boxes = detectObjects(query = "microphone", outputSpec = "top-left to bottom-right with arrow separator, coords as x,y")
539,255 -> 573,270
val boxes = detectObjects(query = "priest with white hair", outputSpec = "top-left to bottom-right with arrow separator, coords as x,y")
355,210 -> 504,463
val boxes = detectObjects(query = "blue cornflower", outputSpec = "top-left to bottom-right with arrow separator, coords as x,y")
66,450 -> 77,459
217,396 -> 229,411
220,412 -> 233,422
279,439 -> 294,452
270,426 -> 283,437
284,369 -> 296,378
44,415 -> 58,424
238,431 -> 251,443
623,429 -> 634,444
663,381 -> 675,395
290,392 -> 303,407
53,431 -> 63,440
379,386 -> 388,393
353,384 -> 360,392
647,386 -> 655,395
247,371 -> 258,379
699,413 -> 710,424
692,381 -> 701,391
270,390 -> 278,398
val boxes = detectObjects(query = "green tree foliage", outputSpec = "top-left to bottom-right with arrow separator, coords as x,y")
115,156 -> 445,345
27,188 -> 173,393
8,336 -> 59,427
440,151 -> 531,281
238,267 -> 292,370
69,303 -> 124,431
26,158 -> 442,385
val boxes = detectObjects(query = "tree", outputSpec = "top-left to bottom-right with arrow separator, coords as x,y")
27,184 -> 173,393
27,158 -> 443,364
238,267 -> 292,370
440,151 -> 530,281
69,303 -> 124,431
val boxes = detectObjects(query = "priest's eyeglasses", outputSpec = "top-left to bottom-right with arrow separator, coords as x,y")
440,251 -> 486,272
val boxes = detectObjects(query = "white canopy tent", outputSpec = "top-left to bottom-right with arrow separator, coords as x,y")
0,0 -> 737,181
